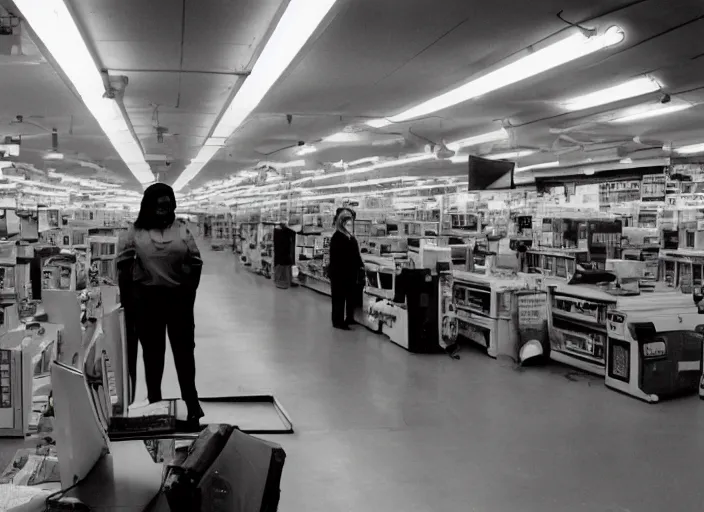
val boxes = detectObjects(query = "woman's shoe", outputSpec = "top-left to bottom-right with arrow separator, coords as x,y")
180,401 -> 205,432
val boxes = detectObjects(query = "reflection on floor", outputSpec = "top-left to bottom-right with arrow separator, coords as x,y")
3,244 -> 704,511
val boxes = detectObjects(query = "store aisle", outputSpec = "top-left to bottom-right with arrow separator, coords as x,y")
141,245 -> 704,512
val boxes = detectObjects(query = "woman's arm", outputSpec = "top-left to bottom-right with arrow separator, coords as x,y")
116,226 -> 136,305
183,223 -> 203,290
327,233 -> 338,279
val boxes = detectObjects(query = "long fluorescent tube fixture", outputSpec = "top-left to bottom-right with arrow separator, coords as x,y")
311,154 -> 434,182
323,132 -> 362,143
485,150 -> 537,160
367,26 -> 625,128
174,0 -> 339,191
297,145 -> 317,156
349,156 -> 381,166
564,76 -> 661,112
447,128 -> 509,151
675,143 -> 704,155
612,103 -> 691,123
16,0 -> 153,184
515,161 -> 560,172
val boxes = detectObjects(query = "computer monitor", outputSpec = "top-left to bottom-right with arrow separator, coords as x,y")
468,155 -> 515,190
51,360 -> 110,489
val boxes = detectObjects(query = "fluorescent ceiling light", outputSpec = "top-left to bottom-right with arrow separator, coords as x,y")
675,143 -> 704,155
323,132 -> 361,143
297,145 -> 317,156
515,161 -> 560,172
485,150 -> 537,160
311,154 -> 434,182
564,76 -> 661,111
295,176 -> 417,193
174,0 -> 338,191
611,103 -> 692,123
16,0 -> 153,184
447,128 -> 509,151
192,145 -> 221,163
367,119 -> 393,129
349,156 -> 380,166
366,26 -> 625,127
204,137 -> 228,147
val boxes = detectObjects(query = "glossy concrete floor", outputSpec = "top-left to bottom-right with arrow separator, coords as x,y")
142,246 -> 704,511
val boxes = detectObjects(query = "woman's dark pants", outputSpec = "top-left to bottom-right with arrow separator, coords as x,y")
134,285 -> 200,412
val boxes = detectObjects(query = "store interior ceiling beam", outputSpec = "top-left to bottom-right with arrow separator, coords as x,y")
13,0 -> 154,186
172,0 -> 341,192
106,68 -> 251,77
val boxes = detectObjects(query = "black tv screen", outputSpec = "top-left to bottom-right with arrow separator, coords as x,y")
468,155 -> 515,190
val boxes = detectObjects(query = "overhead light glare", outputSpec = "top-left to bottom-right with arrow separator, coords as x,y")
366,119 -> 392,129
515,161 -> 560,172
366,26 -> 625,127
204,137 -> 228,147
485,150 -> 536,160
564,76 -> 661,111
447,128 -> 509,151
15,0 -> 153,185
675,143 -> 704,155
348,156 -> 380,166
297,145 -> 317,156
192,145 -> 221,163
174,0 -> 339,191
612,103 -> 692,123
311,154 -> 434,182
323,132 -> 362,143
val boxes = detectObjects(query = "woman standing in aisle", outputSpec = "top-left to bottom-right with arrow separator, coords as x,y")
328,210 -> 364,330
273,221 -> 295,289
116,183 -> 204,428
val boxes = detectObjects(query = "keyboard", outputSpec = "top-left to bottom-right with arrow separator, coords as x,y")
108,414 -> 176,438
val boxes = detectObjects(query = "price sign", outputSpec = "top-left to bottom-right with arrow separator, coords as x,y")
517,292 -> 547,328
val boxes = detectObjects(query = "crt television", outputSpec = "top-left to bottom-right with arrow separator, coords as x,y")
468,155 -> 515,190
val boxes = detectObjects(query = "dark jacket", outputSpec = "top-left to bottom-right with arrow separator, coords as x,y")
328,231 -> 363,284
273,226 -> 296,266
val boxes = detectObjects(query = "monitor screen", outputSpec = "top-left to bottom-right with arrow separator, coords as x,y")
468,155 -> 515,190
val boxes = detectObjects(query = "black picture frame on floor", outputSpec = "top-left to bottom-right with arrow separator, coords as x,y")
164,394 -> 295,435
